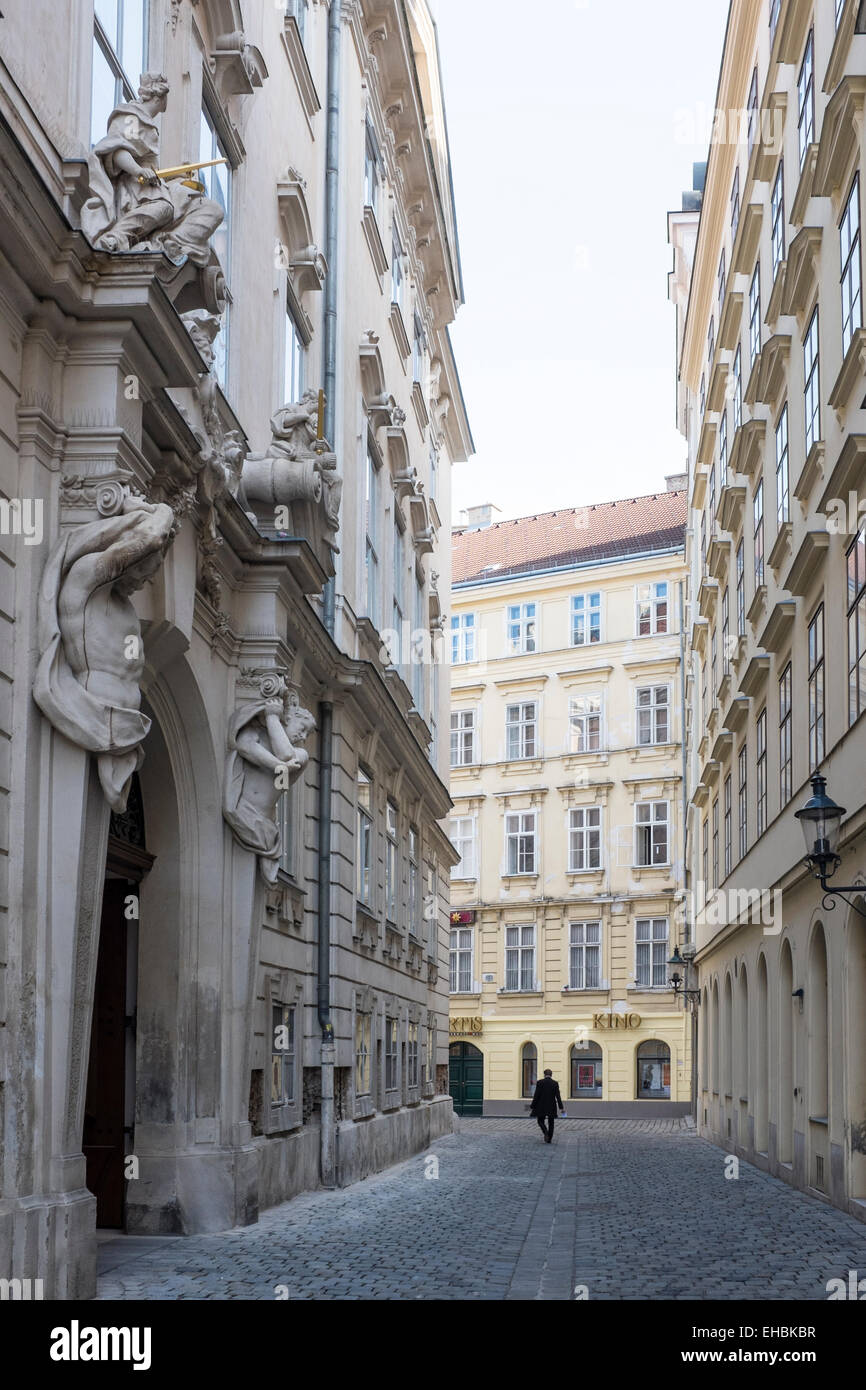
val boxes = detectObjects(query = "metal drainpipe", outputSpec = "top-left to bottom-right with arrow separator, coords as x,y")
678,576 -> 699,1124
317,0 -> 341,1190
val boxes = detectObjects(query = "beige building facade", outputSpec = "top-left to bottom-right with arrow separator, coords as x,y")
447,493 -> 692,1117
672,0 -> 866,1217
0,0 -> 471,1297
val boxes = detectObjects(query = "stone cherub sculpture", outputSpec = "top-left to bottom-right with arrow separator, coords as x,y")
223,675 -> 316,883
82,71 -> 225,265
242,389 -> 342,546
33,492 -> 179,811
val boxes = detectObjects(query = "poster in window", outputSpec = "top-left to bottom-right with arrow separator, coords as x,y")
662,1061 -> 671,1088
578,1064 -> 595,1090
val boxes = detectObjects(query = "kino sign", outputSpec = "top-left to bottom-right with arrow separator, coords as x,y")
592,1012 -> 641,1030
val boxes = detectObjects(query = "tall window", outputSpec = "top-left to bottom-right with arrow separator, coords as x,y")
284,304 -> 305,404
409,826 -> 420,932
836,0 -> 846,25
385,800 -> 399,922
719,408 -> 728,475
450,709 -> 477,767
756,708 -> 768,837
738,743 -> 748,860
521,1041 -> 538,1095
770,0 -> 781,41
804,307 -> 820,453
635,802 -> 669,867
449,927 -> 473,993
730,166 -> 740,241
736,539 -> 746,635
797,31 -> 814,169
700,373 -> 706,418
808,604 -> 825,767
391,225 -> 404,308
92,0 -> 147,146
507,602 -> 537,653
364,444 -> 380,624
506,927 -> 536,992
635,918 -> 669,989
771,162 -> 785,276
732,345 -> 742,433
702,816 -> 708,890
354,1009 -> 371,1096
710,630 -> 718,708
723,773 -> 732,878
571,592 -> 601,645
636,581 -> 668,636
450,612 -> 476,665
505,702 -> 537,760
412,310 -> 426,385
753,480 -> 764,589
711,796 -> 719,890
286,0 -> 309,43
385,1017 -> 398,1091
708,462 -> 716,519
569,922 -> 601,990
848,523 -> 866,724
271,1002 -> 295,1105
364,119 -> 381,213
356,768 -> 373,904
450,816 -> 477,880
722,585 -> 731,676
775,405 -> 789,526
392,518 -> 405,657
407,1022 -> 419,1089
779,663 -> 793,805
569,694 -> 601,753
568,806 -> 601,872
636,685 -> 669,745
199,107 -> 232,385
571,1042 -> 603,1098
749,263 -> 761,367
708,314 -> 716,367
747,66 -> 759,158
840,175 -> 862,356
505,813 -> 537,876
718,249 -> 727,313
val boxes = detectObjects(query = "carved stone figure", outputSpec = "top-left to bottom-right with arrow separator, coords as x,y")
242,389 -> 342,548
223,674 -> 315,883
33,492 -> 178,811
82,72 -> 224,266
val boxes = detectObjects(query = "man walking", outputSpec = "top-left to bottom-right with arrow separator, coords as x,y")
530,1068 -> 565,1143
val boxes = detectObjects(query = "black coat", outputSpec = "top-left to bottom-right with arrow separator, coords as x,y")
530,1076 -> 563,1117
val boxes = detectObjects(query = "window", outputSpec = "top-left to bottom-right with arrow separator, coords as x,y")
797,31 -> 814,169
637,1039 -> 671,1097
450,709 -> 477,767
92,0 -> 146,147
719,407 -> 728,475
354,1009 -> 371,1096
848,524 -> 866,724
756,708 -> 768,837
635,802 -> 669,867
736,539 -> 746,636
521,1041 -> 538,1095
775,405 -> 789,527
284,304 -> 305,405
836,0 -> 846,25
700,373 -> 706,418
711,630 -> 718,708
412,310 -> 426,385
507,602 -> 537,653
708,463 -> 717,518
636,581 -> 668,636
385,800 -> 398,922
569,922 -> 601,990
505,812 -> 537,876
718,249 -> 727,313
426,856 -> 438,954
356,768 -> 373,905
732,344 -> 742,433
450,927 -> 473,993
808,605 -> 825,767
407,1021 -> 419,1089
771,162 -> 785,276
701,661 -> 708,727
391,225 -> 404,308
505,701 -> 537,760
568,806 -> 602,872
779,663 -> 793,805
708,314 -> 716,367
749,263 -> 761,367
507,928 -> 536,993
450,612 -> 476,665
449,816 -> 477,880
747,66 -> 759,159
636,685 -> 669,746
569,694 -> 601,753
286,0 -> 309,43
722,586 -> 731,676
730,166 -> 740,241
428,438 -> 438,507
364,119 -> 381,213
199,106 -> 232,385
408,826 -> 420,934
841,175 -> 862,356
753,480 -> 764,589
571,591 -> 601,645
570,1041 -> 603,1098
635,918 -> 669,989
364,443 -> 380,624
391,519 -> 405,664
385,1016 -> 398,1091
702,816 -> 709,890
711,796 -> 719,890
271,1002 -> 295,1105
723,773 -> 732,878
804,307 -> 820,453
422,1022 -> 434,1089
738,743 -> 748,860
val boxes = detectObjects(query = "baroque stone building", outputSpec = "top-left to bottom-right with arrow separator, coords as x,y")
447,491 -> 691,1118
671,0 -> 866,1217
0,0 -> 471,1297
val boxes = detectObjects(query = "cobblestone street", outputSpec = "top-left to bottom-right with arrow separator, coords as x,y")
96,1118 -> 866,1300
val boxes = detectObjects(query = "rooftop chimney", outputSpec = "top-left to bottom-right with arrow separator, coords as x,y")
665,472 -> 688,493
462,503 -> 501,530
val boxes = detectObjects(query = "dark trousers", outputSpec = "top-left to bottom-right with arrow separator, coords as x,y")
535,1114 -> 555,1141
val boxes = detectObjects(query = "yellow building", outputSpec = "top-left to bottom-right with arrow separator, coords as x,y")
447,492 -> 692,1116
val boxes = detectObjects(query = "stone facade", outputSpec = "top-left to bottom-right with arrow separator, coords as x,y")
0,0 -> 471,1298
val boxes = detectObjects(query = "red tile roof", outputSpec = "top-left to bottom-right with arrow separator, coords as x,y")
452,490 -> 687,585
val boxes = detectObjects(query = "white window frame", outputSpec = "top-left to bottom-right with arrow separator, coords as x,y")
634,801 -> 670,868
749,262 -> 761,367
569,921 -> 601,990
450,708 -> 478,767
775,404 -> 789,527
636,684 -> 670,746
356,767 -> 373,906
635,917 -> 670,989
797,30 -> 814,170
568,694 -> 602,754
364,441 -> 380,626
283,300 -> 306,405
385,799 -> 399,924
804,306 -> 820,454
449,816 -> 477,881
568,806 -> 602,872
841,174 -> 862,356
449,926 -> 474,993
571,591 -> 601,646
450,612 -> 476,665
506,602 -> 537,654
505,701 -> 538,761
504,924 -> 536,992
636,581 -> 669,636
505,811 -> 537,876
771,162 -> 785,277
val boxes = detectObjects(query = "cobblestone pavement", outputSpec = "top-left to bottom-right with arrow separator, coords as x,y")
96,1117 -> 866,1300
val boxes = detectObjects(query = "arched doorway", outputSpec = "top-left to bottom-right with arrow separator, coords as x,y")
570,1042 -> 603,1098
755,954 -> 769,1154
779,938 -> 794,1165
520,1041 -> 538,1097
847,896 -> 866,1200
449,1042 -> 483,1116
636,1039 -> 671,1099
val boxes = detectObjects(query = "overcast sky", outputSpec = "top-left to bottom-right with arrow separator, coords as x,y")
433,0 -> 730,523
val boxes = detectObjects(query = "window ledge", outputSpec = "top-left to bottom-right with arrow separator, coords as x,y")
449,992 -> 481,1000
500,874 -> 539,887
389,301 -> 411,362
561,987 -> 609,996
450,875 -> 478,885
628,741 -> 677,760
497,757 -> 544,775
809,1115 -> 829,1126
280,17 -> 321,126
566,869 -> 605,882
411,379 -> 429,434
362,205 -> 389,277
497,989 -> 543,997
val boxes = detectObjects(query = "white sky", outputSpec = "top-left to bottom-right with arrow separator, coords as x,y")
433,0 -> 731,523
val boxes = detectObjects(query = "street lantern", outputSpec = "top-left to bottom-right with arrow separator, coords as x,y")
794,773 -> 865,917
667,943 -> 700,1004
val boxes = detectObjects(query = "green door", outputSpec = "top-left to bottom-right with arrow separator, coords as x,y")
449,1042 -> 483,1116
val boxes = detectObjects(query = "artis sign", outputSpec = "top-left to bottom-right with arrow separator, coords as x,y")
592,1012 -> 642,1030
450,1016 -> 482,1036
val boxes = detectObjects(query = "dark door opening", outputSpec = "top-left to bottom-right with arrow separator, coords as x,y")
449,1041 -> 483,1116
82,879 -> 131,1228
